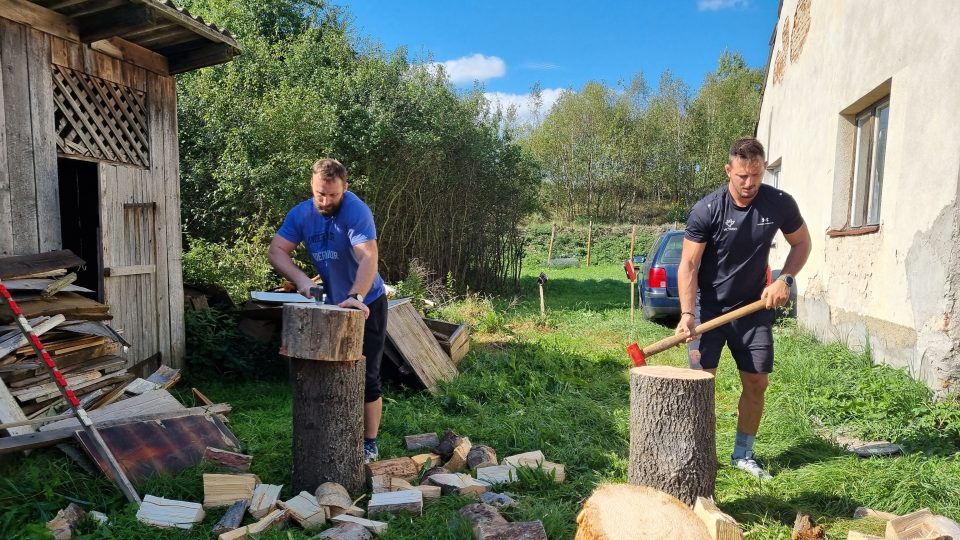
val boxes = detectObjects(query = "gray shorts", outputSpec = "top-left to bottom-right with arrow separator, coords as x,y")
687,301 -> 775,374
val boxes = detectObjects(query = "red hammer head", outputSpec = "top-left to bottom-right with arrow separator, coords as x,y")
626,342 -> 646,367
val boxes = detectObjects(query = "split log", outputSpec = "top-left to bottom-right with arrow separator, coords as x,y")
404,432 -> 439,451
204,447 -> 252,472
285,305 -> 366,494
886,508 -> 960,540
330,514 -> 388,536
387,477 -> 413,491
202,473 -> 259,508
136,495 -> 206,530
792,513 -> 825,540
468,445 -> 498,469
316,482 -> 353,510
211,500 -> 249,536
458,503 -> 507,527
502,450 -> 544,467
411,453 -> 440,469
475,521 -> 548,540
416,485 -> 441,499
279,491 -> 326,530
434,428 -> 465,459
694,497 -> 742,540
423,472 -> 490,496
443,437 -> 473,472
628,366 -> 717,505
249,483 -> 282,518
46,503 -> 85,540
319,522 -> 373,540
479,492 -> 517,507
421,466 -> 448,484
218,508 -> 289,540
365,457 -> 419,484
575,484 -> 711,540
367,489 -> 423,517
370,475 -> 389,494
476,465 -> 519,485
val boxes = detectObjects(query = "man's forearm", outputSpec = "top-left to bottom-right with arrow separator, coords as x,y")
780,240 -> 811,278
678,263 -> 698,314
350,255 -> 377,297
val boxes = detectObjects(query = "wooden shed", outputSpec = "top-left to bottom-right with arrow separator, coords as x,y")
0,0 -> 240,369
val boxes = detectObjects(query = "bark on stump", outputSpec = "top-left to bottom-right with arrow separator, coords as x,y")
284,304 -> 366,495
628,365 -> 717,505
575,484 -> 711,540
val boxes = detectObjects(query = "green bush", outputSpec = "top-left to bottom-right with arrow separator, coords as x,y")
183,307 -> 283,382
182,229 -> 279,304
522,221 -> 666,266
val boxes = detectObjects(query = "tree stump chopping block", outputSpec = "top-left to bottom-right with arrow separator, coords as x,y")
284,304 -> 366,495
628,366 -> 717,505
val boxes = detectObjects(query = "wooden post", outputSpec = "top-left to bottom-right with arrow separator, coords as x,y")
547,223 -> 556,263
629,225 -> 637,322
585,221 -> 593,267
539,283 -> 545,317
283,304 -> 366,495
628,366 -> 716,505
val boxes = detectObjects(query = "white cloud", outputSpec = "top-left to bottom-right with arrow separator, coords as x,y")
429,54 -> 506,84
522,62 -> 560,71
697,0 -> 749,11
484,88 -> 566,125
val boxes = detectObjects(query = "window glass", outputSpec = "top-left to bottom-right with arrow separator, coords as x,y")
659,235 -> 684,264
867,103 -> 890,224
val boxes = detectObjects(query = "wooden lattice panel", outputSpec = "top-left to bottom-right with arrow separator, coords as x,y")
52,64 -> 149,167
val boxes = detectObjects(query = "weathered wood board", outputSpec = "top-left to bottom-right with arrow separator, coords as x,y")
385,299 -> 457,392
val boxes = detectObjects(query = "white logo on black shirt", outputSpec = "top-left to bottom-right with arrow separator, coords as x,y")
758,217 -> 773,226
724,218 -> 737,231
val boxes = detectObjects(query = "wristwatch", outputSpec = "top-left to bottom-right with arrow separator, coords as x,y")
350,293 -> 364,303
777,274 -> 794,287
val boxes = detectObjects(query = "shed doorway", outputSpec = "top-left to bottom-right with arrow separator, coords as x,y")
57,158 -> 102,301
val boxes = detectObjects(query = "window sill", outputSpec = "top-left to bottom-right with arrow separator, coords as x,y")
826,224 -> 880,238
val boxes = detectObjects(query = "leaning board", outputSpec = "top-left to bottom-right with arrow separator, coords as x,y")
386,299 -> 457,392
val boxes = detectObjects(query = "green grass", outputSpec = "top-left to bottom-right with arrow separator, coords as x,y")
2,262 -> 959,539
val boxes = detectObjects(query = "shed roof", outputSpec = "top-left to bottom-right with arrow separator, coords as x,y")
21,0 -> 241,74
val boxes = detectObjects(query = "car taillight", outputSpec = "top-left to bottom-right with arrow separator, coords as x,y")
649,267 -> 667,289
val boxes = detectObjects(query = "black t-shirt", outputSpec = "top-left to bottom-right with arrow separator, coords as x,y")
685,183 -> 803,310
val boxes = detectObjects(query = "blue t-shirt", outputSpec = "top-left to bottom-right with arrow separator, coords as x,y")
277,191 -> 386,305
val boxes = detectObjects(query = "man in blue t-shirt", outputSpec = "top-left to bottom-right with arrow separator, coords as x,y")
675,137 -> 811,480
268,158 -> 388,463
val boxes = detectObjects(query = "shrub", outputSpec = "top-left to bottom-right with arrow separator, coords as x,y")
182,229 -> 279,304
183,307 -> 283,382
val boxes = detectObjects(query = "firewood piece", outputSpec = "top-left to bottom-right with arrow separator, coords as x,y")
279,491 -> 326,530
249,483 -> 282,518
367,489 -> 423,517
416,484 -> 442,499
502,450 -> 545,467
444,437 -> 473,472
212,500 -> 249,536
404,432 -> 439,451
475,520 -> 548,540
202,473 -> 259,508
46,503 -> 85,540
411,453 -> 440,469
421,466 -> 447,483
886,508 -> 944,540
928,515 -> 960,538
319,522 -> 374,540
316,482 -> 354,510
792,513 -> 825,540
388,477 -> 414,491
370,475 -> 389,494
434,428 -> 465,459
575,484 -> 710,540
458,503 -> 507,526
479,492 -> 516,508
505,456 -> 565,482
218,508 -> 289,540
204,447 -> 253,472
468,445 -> 498,469
365,457 -> 419,483
331,514 -> 388,536
629,366 -> 717,505
853,507 -> 899,521
694,497 -> 743,540
136,495 -> 206,530
476,465 -> 519,485
423,473 -> 490,496
846,532 -> 885,540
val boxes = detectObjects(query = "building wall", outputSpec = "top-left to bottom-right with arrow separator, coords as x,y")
757,0 -> 960,392
0,17 -> 185,369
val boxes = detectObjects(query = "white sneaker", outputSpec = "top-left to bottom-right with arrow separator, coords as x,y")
732,453 -> 772,480
364,443 -> 379,464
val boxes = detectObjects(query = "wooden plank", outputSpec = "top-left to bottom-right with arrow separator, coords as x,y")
90,37 -> 168,75
0,278 -> 92,293
0,314 -> 64,358
136,494 -> 204,530
0,20 -> 12,257
26,28 -> 60,252
0,19 -> 39,254
0,402 -> 231,454
0,376 -> 33,436
159,75 -> 184,368
0,250 -> 85,279
12,370 -> 101,402
103,264 -> 155,277
0,0 -> 80,42
40,388 -> 182,431
385,300 -> 457,392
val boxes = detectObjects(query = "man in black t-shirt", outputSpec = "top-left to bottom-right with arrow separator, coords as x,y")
676,137 -> 811,480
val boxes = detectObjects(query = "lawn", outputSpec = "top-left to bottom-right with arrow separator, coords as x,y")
2,262 -> 959,539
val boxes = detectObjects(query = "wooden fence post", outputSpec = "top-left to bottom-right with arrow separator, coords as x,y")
282,304 -> 366,495
547,223 -> 556,263
629,225 -> 637,322
586,221 -> 593,267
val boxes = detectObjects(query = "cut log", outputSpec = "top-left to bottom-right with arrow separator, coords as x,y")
628,366 -> 717,505
388,477 -> 414,491
202,473 -> 259,508
411,453 -> 440,469
479,492 -> 516,507
46,503 -> 85,540
468,445 -> 498,469
444,437 -> 473,472
694,497 -> 743,540
475,521 -> 548,540
365,457 -> 419,484
421,466 -> 448,484
136,495 -> 205,530
204,447 -> 252,472
316,482 -> 353,510
502,450 -> 544,467
476,465 -> 519,485
211,500 -> 249,536
423,472 -> 490,496
367,489 -> 423,517
279,491 -> 327,530
415,484 -> 441,499
331,514 -> 388,536
319,522 -> 374,540
792,513 -> 825,540
434,428 -> 465,459
218,508 -> 289,540
370,475 -> 389,494
575,484 -> 711,540
458,503 -> 507,527
404,432 -> 439,451
885,508 -> 956,540
249,483 -> 282,518
281,304 -> 365,361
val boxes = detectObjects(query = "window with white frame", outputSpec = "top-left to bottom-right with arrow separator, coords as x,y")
766,160 -> 781,188
850,98 -> 889,227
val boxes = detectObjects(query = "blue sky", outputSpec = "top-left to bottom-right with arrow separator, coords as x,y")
340,0 -> 778,122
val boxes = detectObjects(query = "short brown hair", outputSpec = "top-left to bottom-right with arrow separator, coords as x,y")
311,158 -> 347,182
728,137 -> 766,163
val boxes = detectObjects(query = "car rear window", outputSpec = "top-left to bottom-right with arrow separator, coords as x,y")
659,234 -> 684,264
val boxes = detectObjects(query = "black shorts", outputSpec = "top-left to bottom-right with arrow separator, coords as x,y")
362,294 -> 388,402
687,302 -> 775,374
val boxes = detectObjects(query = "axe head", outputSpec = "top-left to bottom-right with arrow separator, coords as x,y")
626,342 -> 646,367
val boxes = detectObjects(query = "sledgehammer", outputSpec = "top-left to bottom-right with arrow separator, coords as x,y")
627,298 -> 769,366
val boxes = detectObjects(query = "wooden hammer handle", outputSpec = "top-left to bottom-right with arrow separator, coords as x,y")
641,298 -> 769,358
